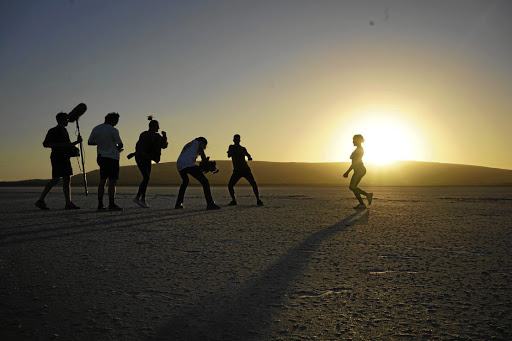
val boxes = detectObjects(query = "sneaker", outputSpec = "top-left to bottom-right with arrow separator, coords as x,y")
35,200 -> 49,210
175,203 -> 184,209
64,202 -> 80,210
228,200 -> 237,206
108,204 -> 124,211
257,199 -> 264,206
353,203 -> 367,210
206,202 -> 221,210
97,204 -> 107,211
133,198 -> 150,208
367,193 -> 374,205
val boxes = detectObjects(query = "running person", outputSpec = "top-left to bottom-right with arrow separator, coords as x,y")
227,134 -> 263,206
35,112 -> 82,210
88,112 -> 124,211
175,137 -> 220,210
343,134 -> 373,209
129,116 -> 168,208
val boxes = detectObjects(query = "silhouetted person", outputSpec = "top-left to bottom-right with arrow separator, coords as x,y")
343,134 -> 373,209
128,116 -> 168,208
227,134 -> 263,206
175,137 -> 220,210
88,113 -> 124,211
35,112 -> 82,210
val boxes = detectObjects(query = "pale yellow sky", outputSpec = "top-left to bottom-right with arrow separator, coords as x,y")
1,1 -> 511,180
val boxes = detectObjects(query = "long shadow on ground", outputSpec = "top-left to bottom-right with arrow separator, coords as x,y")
154,210 -> 369,340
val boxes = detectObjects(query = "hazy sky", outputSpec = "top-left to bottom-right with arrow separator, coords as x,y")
1,0 -> 511,180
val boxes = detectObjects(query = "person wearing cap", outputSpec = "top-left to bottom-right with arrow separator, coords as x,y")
35,112 -> 82,210
88,112 -> 124,211
175,137 -> 220,210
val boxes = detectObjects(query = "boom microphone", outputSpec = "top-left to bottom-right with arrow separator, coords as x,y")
67,102 -> 88,195
68,103 -> 87,122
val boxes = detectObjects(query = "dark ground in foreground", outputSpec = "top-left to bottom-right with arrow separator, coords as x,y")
1,187 -> 511,340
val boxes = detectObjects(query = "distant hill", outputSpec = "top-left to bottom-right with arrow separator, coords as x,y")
2,161 -> 512,187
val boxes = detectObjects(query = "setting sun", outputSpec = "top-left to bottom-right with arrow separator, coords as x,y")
361,118 -> 421,165
328,110 -> 428,165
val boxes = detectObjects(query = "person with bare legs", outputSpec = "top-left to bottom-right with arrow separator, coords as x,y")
88,113 -> 124,211
128,116 -> 168,208
227,134 -> 263,206
35,112 -> 82,210
175,137 -> 220,210
343,134 -> 373,209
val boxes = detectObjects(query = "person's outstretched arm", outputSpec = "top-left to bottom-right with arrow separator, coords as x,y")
160,131 -> 168,149
244,147 -> 252,161
343,165 -> 353,178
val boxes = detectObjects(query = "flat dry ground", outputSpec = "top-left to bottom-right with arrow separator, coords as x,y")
1,187 -> 511,340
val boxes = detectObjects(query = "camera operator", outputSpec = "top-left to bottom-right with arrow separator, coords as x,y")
175,137 -> 220,210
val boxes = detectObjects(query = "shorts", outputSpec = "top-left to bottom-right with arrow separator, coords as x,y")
51,158 -> 73,178
233,167 -> 253,178
229,167 -> 256,185
97,156 -> 120,180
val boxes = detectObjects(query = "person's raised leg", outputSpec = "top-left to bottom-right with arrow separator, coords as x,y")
367,192 -> 374,205
357,187 -> 373,205
349,172 -> 366,208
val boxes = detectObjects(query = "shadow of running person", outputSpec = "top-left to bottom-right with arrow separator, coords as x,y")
154,210 -> 369,340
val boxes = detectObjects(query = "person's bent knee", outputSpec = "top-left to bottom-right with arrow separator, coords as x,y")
349,184 -> 357,191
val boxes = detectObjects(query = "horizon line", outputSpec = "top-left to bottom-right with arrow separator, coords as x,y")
1,160 -> 512,183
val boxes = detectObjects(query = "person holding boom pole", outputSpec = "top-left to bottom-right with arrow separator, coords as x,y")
35,112 -> 82,210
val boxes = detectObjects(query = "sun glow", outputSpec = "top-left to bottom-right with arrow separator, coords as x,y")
361,122 -> 417,165
328,110 -> 428,165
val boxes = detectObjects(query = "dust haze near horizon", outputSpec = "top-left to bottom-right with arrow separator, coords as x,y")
1,0 -> 511,181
